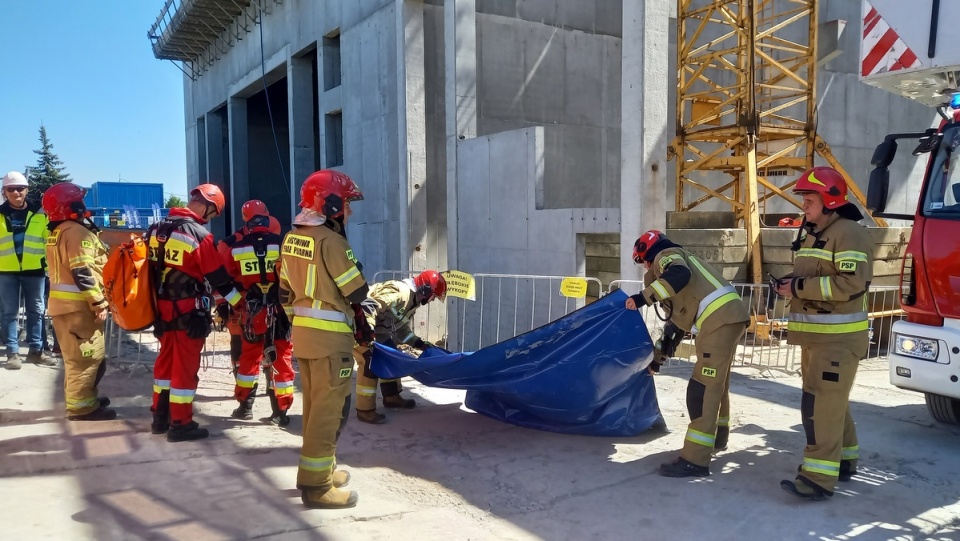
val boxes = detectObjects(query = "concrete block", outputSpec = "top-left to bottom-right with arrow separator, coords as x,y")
478,118 -> 533,137
360,28 -> 383,120
521,24 -> 566,124
552,126 -> 603,209
603,128 -> 621,206
564,32 -> 603,126
666,212 -> 738,229
477,0 -> 517,18
542,125 -> 563,208
558,0 -> 595,32
602,39 -> 622,129
528,212 -> 574,255
457,137 -> 492,230
478,18 -> 525,120
844,81 -> 890,145
595,0 -> 623,37
517,0 -> 558,26
586,256 -> 620,274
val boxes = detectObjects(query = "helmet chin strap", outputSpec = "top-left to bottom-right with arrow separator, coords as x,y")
790,217 -> 808,252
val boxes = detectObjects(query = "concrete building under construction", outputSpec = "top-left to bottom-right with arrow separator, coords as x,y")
150,0 -> 927,289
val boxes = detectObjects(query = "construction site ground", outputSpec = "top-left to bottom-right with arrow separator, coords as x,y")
1,334 -> 959,541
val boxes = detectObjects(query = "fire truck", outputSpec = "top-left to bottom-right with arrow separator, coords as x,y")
862,0 -> 960,423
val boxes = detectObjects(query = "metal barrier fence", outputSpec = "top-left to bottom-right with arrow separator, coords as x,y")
95,271 -> 904,374
371,271 -> 602,351
607,280 -> 904,373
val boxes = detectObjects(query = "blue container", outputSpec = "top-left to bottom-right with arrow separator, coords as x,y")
88,182 -> 165,209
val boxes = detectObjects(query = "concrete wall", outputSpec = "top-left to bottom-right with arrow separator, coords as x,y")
455,127 -> 618,275
473,2 -> 623,210
182,0 -> 431,278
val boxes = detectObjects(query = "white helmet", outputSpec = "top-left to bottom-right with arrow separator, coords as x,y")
2,172 -> 28,188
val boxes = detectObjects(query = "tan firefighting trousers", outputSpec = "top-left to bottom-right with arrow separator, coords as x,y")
680,321 -> 746,467
52,311 -> 106,417
353,345 -> 403,411
296,353 -> 353,490
795,344 -> 859,494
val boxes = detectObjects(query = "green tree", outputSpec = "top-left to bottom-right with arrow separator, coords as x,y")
165,195 -> 186,208
25,124 -> 72,203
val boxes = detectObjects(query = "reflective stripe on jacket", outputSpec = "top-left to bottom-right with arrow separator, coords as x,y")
366,279 -> 420,345
787,217 -> 873,351
278,224 -> 368,359
642,247 -> 749,335
46,221 -> 108,317
0,206 -> 48,272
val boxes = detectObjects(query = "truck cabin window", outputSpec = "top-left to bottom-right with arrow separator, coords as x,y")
925,125 -> 960,218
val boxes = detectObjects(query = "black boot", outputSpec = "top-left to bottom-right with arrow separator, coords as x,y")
265,389 -> 290,427
357,409 -> 386,424
382,394 -> 416,409
68,406 -> 118,421
839,460 -> 857,482
714,425 -> 729,451
151,390 -> 170,434
167,421 -> 210,442
658,456 -> 710,478
780,477 -> 831,501
232,382 -> 257,420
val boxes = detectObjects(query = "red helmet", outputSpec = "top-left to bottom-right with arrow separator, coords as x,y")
793,167 -> 848,210
268,216 -> 281,235
633,230 -> 666,263
299,170 -> 363,219
414,270 -> 447,302
241,199 -> 269,222
190,183 -> 226,214
42,183 -> 90,222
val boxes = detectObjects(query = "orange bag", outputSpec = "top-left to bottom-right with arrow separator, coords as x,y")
103,234 -> 157,331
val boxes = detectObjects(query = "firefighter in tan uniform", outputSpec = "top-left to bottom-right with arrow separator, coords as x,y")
42,183 -> 116,421
626,229 -> 749,477
354,270 -> 447,424
774,167 -> 873,501
278,170 -> 370,510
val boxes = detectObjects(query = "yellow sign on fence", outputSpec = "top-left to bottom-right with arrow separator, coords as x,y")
442,270 -> 476,301
559,277 -> 588,298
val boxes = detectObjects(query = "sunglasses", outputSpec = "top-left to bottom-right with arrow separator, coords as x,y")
4,187 -> 26,193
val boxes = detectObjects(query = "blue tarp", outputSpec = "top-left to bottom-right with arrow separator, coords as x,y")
370,289 -> 663,437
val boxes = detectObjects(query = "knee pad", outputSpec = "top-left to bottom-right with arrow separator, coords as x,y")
801,391 -> 816,445
686,379 -> 706,420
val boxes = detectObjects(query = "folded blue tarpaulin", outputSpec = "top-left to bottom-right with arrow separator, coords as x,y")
370,289 -> 663,437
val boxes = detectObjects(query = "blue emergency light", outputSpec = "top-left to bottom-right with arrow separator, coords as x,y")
950,93 -> 960,109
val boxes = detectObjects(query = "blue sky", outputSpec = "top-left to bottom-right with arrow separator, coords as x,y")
0,1 -> 188,198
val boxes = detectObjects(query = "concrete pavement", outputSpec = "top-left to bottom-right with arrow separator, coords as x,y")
1,351 -> 958,540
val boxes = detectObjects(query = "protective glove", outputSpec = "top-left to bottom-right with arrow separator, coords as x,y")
660,321 -> 685,358
352,303 -> 375,346
186,310 -> 213,340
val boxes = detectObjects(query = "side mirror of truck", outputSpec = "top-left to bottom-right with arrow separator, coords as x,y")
871,140 -> 898,167
866,167 -> 889,212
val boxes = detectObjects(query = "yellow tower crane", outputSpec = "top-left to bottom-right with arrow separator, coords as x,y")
668,0 -> 885,285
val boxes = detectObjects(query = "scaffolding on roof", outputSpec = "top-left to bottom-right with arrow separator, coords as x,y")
147,0 -> 280,80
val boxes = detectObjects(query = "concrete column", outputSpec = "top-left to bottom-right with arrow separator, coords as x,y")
204,111 -> 225,187
398,0 -> 428,272
228,97 -> 250,235
196,116 -> 208,185
288,54 -> 316,216
620,0 -> 670,280
444,0 -> 477,272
